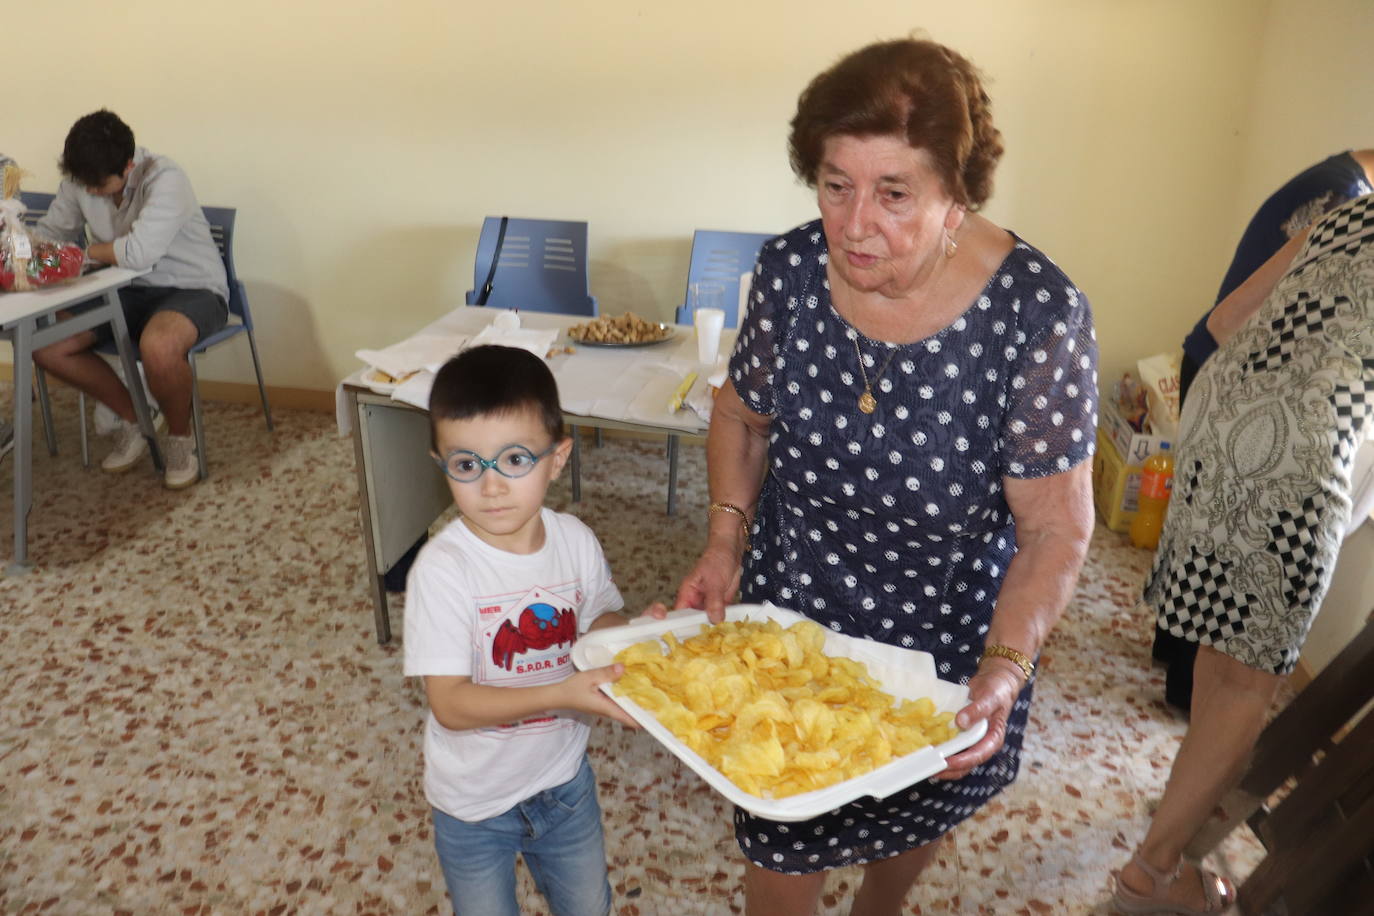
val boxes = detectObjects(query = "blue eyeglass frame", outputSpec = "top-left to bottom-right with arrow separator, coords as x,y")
433,443 -> 558,483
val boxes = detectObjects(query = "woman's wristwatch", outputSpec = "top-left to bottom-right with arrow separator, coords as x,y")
979,644 -> 1035,682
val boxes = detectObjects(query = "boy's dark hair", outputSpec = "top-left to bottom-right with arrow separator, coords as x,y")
428,345 -> 564,449
59,110 -> 136,188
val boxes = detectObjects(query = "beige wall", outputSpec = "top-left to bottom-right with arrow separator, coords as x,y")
6,0 -> 1287,394
1233,0 -> 1374,228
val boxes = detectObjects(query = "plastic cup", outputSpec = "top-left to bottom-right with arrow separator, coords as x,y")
695,307 -> 726,365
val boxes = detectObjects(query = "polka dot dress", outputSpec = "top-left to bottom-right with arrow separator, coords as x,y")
728,220 -> 1098,873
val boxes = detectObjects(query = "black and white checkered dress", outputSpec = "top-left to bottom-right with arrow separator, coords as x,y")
1144,193 -> 1374,675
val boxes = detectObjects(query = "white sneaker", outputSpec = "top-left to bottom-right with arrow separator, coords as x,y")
101,413 -> 166,473
163,434 -> 200,490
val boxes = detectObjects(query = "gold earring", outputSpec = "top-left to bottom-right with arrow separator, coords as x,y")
944,228 -> 958,259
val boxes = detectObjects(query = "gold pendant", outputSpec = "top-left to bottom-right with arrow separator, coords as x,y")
858,389 -> 877,414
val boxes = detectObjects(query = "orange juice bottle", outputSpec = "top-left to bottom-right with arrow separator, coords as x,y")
1130,443 -> 1174,550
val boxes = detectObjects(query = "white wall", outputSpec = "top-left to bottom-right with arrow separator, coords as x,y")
5,0 -> 1281,395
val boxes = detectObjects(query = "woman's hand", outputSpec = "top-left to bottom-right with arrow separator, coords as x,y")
933,661 -> 1023,780
674,543 -> 743,623
555,664 -> 640,729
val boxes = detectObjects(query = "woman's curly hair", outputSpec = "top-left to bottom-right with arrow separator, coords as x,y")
788,38 -> 1003,210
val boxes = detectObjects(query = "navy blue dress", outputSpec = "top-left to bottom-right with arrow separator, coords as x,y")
728,220 -> 1097,873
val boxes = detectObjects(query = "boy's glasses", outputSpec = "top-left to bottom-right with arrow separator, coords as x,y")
434,443 -> 556,483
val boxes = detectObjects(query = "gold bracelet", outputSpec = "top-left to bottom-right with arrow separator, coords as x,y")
979,644 -> 1035,682
708,502 -> 751,553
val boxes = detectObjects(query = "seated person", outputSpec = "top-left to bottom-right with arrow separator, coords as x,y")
34,109 -> 228,489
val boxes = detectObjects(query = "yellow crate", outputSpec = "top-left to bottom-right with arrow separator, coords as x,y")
1092,429 -> 1143,532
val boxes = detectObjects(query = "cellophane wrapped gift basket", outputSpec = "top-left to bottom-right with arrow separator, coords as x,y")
0,158 -> 83,292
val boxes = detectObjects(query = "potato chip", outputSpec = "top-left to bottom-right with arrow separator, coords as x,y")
611,619 -> 958,798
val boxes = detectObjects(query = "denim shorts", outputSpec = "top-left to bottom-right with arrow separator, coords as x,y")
431,755 -> 611,916
85,285 -> 228,347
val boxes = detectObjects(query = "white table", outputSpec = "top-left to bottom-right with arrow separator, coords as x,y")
339,306 -> 732,643
1,267 -> 163,573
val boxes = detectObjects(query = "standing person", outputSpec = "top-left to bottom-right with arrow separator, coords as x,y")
33,109 -> 229,489
404,345 -> 638,916
671,37 -> 1097,916
1156,149 -> 1374,710
1115,195 -> 1374,914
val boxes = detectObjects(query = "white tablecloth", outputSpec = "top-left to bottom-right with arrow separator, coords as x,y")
336,307 -> 728,437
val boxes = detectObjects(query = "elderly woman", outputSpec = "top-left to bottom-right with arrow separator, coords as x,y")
673,38 -> 1097,915
1114,194 -> 1374,914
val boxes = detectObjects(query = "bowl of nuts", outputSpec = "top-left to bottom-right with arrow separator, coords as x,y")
566,312 -> 675,347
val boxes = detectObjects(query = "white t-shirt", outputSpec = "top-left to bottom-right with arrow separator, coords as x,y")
403,508 -> 623,821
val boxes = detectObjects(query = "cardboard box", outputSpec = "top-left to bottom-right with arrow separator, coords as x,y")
1101,397 -> 1169,466
1092,429 -> 1142,532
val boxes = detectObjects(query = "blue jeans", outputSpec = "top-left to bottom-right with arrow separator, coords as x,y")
431,756 -> 612,916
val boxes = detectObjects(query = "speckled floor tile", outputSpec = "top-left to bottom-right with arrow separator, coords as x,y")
0,384 -> 1272,915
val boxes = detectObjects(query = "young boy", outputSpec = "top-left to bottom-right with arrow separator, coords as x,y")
403,345 -> 637,916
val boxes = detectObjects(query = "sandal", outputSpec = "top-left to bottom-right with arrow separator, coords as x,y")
1112,851 -> 1236,914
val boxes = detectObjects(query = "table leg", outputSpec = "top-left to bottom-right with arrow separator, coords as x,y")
107,292 -> 163,471
667,433 -> 680,516
348,388 -> 392,644
32,318 -> 59,458
8,321 -> 35,574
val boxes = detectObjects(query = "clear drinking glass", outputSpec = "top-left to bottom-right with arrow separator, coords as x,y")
690,282 -> 726,365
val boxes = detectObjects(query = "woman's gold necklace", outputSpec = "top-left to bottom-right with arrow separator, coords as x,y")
851,335 -> 899,414
839,235 -> 955,414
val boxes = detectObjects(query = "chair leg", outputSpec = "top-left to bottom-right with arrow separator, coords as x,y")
78,391 -> 91,469
569,424 -> 581,502
190,357 -> 208,481
34,367 -> 58,457
245,327 -> 274,431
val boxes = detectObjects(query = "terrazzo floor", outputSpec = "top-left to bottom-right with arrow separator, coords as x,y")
0,385 -> 1268,915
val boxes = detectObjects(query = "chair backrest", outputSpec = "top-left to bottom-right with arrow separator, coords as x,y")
17,190 -> 55,229
464,216 -> 598,316
675,229 -> 774,327
201,205 -> 252,328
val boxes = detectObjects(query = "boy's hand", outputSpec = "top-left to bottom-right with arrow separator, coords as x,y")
635,602 -> 671,622
559,664 -> 640,729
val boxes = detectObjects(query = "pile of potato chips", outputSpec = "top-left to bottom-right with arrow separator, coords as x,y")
612,619 -> 958,799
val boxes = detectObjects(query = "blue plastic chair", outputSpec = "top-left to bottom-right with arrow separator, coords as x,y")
465,217 -> 598,316
673,229 -> 773,327
662,229 -> 773,514
18,191 -> 55,229
72,205 -> 274,479
465,216 -> 598,500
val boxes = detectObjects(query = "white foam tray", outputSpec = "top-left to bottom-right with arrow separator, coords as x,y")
572,603 -> 986,821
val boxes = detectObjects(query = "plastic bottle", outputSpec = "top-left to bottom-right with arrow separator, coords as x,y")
1130,443 -> 1174,550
